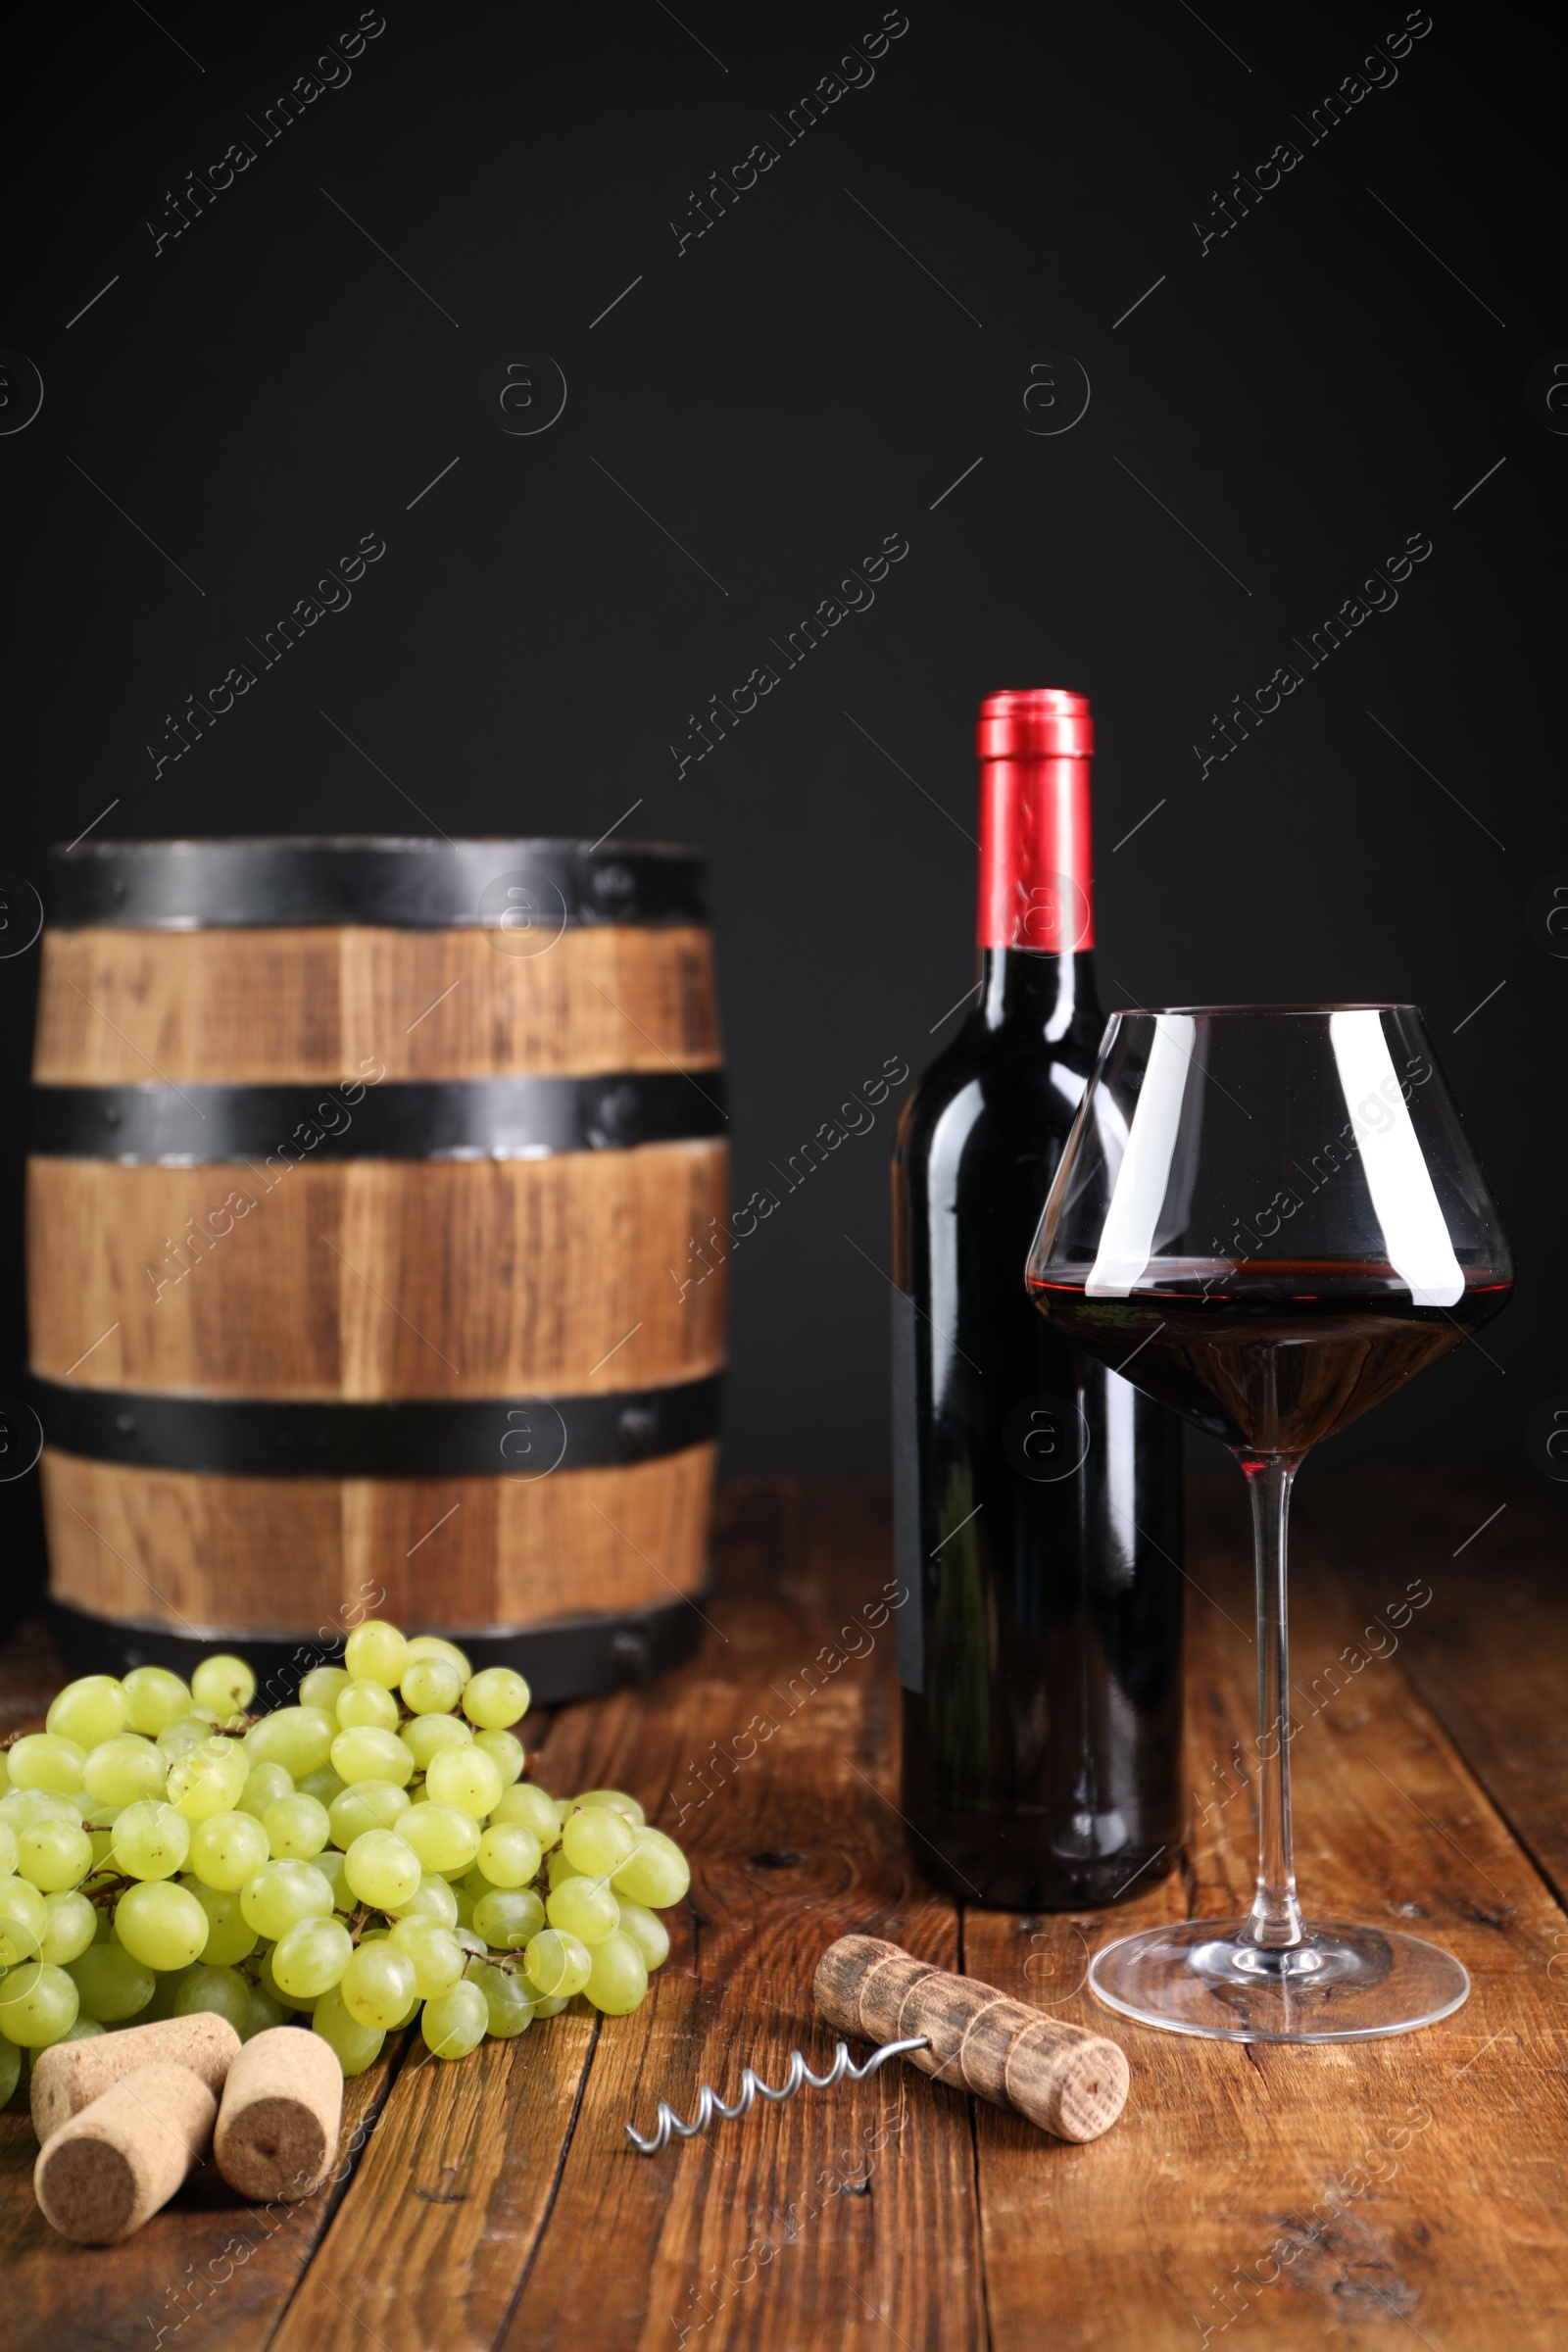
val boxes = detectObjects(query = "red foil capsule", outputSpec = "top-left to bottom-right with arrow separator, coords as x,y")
974,688 -> 1096,953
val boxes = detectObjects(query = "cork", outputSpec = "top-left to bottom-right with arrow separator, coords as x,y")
214,2026 -> 344,2201
812,1933 -> 1129,2144
33,2062 -> 217,2244
31,2012 -> 240,2145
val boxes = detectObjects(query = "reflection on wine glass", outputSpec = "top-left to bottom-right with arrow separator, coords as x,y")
1026,1004 -> 1513,2042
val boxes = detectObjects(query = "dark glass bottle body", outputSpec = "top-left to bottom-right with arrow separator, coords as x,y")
892,946 -> 1185,1909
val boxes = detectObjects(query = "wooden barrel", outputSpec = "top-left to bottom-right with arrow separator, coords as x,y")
26,837 -> 726,1699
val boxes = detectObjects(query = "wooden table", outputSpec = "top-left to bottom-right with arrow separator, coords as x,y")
5,1469 -> 1567,2350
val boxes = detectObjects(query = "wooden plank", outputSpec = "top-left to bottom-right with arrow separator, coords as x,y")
274,1482 -> 983,2352
1302,1468 -> 1568,1904
965,1473 -> 1568,2352
27,1147 -> 727,1398
33,925 -> 722,1084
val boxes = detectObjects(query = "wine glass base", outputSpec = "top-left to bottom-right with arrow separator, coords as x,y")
1089,1915 -> 1470,2043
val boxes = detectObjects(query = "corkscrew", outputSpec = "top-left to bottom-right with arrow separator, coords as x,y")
624,2034 -> 927,2155
623,1936 -> 1132,2156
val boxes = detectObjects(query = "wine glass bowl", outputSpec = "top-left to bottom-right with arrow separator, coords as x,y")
1026,1004 -> 1512,2042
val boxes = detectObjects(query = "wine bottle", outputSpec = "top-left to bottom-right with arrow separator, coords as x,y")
891,688 -> 1184,1909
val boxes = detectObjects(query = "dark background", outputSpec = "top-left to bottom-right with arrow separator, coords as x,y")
1,0 -> 1561,1608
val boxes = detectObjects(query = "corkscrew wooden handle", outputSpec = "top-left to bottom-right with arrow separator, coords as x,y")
813,1934 -> 1129,2143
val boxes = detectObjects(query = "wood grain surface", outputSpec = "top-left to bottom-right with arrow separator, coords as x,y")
40,1443 -> 717,1632
4,1469 -> 1566,2349
28,1147 -> 728,1397
32,925 -> 722,1083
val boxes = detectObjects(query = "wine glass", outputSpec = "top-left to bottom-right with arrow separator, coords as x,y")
1025,1004 -> 1512,2042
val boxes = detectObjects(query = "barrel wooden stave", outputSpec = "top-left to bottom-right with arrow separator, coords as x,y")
27,1150 -> 726,1397
32,924 -> 720,1084
41,1446 -> 716,1633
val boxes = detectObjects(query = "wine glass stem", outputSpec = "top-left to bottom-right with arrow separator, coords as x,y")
1242,1454 -> 1303,1948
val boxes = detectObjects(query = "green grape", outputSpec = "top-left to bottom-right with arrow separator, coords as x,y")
83,1733 -> 167,1808
328,1782 -> 410,1847
471,1888 -> 546,1950
399,1801 -> 480,1877
271,1916 -> 354,1999
523,1929 -> 592,1999
172,1963 -> 253,2033
184,1881 -> 258,1967
405,1635 -> 472,1679
343,1618 -> 409,1690
138,1961 -> 197,2022
115,1880 -> 210,1970
611,1829 -> 690,1910
298,1664 -> 353,1714
399,1714 -> 471,1773
243,1705 -> 336,1778
0,1875 -> 50,1964
424,1745 -> 504,1821
0,2034 -> 23,2109
615,1902 -> 671,1971
47,1675 -> 129,1748
343,1831 -> 421,1911
240,1859 -> 334,1940
18,1818 -> 94,1892
7,1733 -> 86,1794
187,1809 -> 270,1891
191,1655 -> 256,1716
0,1959 -> 80,2047
461,1667 -> 531,1730
395,1872 -> 460,1928
237,1762 -> 295,1819
69,1941 -> 156,2022
454,1924 -> 487,1957
490,1784 -> 563,1844
1,1788 -> 81,1832
547,1877 -> 619,1946
263,1794 -> 331,1860
399,1657 -> 464,1716
583,1932 -> 648,2016
0,1822 -> 16,1878
547,1849 -> 582,1890
241,1983 -> 289,2040
314,1848 -> 353,1911
330,1727 -> 414,1788
387,1917 -> 465,1998
252,1942 -> 299,2012
296,1767 -> 347,1807
530,1992 -> 570,2020
420,1978 -> 486,2060
472,1728 -> 525,1786
158,1714 -> 220,1761
166,1739 -> 249,1823
65,2017 -> 107,2040
86,1826 -> 118,1871
334,1678 -> 401,1734
112,1800 -> 192,1882
471,1957 -> 534,2037
573,1789 -> 647,1827
312,1984 -> 385,2075
452,1883 -> 477,1930
122,1665 -> 193,1736
474,1823 -> 542,1890
340,1940 -> 416,2030
562,1805 -> 636,1878
41,1888 -> 98,1966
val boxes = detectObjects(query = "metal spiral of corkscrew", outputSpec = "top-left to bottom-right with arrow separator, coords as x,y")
624,2034 -> 929,2155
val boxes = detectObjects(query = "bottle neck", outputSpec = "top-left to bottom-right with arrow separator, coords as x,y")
975,754 -> 1096,957
977,946 -> 1098,1042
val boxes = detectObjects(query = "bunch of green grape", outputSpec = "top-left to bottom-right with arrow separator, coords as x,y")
0,1619 -> 689,2095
